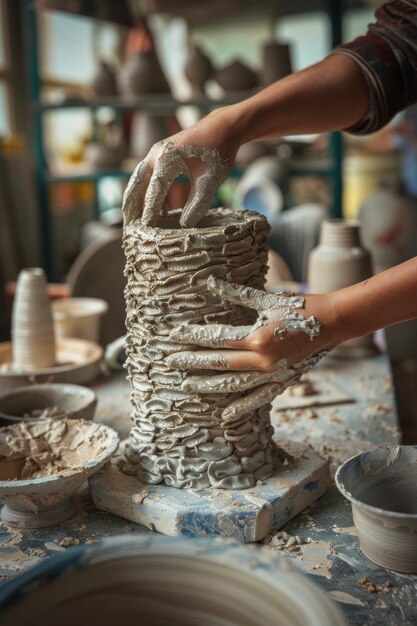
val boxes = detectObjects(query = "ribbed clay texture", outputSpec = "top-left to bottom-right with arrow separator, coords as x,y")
122,209 -> 280,489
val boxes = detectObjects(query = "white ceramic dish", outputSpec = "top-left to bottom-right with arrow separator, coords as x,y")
0,418 -> 119,528
0,535 -> 347,626
0,383 -> 97,425
336,445 -> 417,573
0,338 -> 103,392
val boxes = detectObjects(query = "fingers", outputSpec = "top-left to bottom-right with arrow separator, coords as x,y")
206,276 -> 279,311
180,149 -> 229,227
180,167 -> 223,228
165,349 -> 266,371
142,145 -> 190,227
222,383 -> 284,421
170,323 -> 254,349
181,363 -> 300,394
122,161 -> 149,227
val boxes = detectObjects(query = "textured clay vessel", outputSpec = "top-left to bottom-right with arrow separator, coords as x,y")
91,61 -> 118,98
0,418 -> 119,528
0,535 -> 347,626
308,219 -> 377,357
336,446 -> 417,573
184,45 -> 213,96
119,51 -> 171,96
12,268 -> 56,370
261,41 -> 292,86
215,60 -> 258,92
123,208 -> 278,489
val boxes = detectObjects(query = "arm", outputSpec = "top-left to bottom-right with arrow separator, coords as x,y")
167,257 -> 417,418
122,1 -> 417,228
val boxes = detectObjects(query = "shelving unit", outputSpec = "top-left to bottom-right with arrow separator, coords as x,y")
22,0 -> 344,280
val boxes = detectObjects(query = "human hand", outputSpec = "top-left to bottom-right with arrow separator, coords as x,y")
166,277 -> 341,420
122,107 -> 242,229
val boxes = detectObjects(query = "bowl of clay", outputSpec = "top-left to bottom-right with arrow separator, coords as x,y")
336,445 -> 417,573
0,418 -> 119,529
0,384 -> 97,425
0,535 -> 347,626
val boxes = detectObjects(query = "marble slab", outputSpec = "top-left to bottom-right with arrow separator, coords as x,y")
89,439 -> 331,543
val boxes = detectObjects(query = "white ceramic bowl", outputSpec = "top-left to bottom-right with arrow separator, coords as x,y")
0,535 -> 347,626
336,445 -> 417,573
0,418 -> 119,529
0,384 -> 97,425
52,298 -> 108,342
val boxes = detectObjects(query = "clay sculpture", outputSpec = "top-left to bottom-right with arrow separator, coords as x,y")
122,208 -> 324,489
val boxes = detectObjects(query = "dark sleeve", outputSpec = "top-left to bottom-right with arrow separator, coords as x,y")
330,0 -> 417,134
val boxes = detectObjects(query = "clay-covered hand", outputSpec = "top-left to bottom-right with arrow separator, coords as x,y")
166,277 -> 340,420
122,108 -> 241,229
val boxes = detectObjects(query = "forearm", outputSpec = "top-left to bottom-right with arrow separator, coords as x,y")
329,257 -> 417,342
220,54 -> 370,142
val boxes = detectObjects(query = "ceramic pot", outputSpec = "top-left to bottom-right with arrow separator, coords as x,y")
129,113 -> 171,160
91,61 -> 118,98
215,60 -> 258,92
11,268 -> 56,370
123,208 -> 274,489
261,41 -> 292,86
336,446 -> 417,573
308,220 -> 377,357
119,51 -> 170,96
0,383 -> 97,424
184,45 -> 213,96
52,298 -> 108,343
0,535 -> 347,626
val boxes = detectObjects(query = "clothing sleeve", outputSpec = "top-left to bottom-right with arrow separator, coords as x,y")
330,0 -> 417,134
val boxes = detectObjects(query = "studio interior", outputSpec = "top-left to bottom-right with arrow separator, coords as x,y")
0,1 -> 416,625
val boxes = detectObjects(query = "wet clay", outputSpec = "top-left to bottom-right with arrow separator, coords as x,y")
0,418 -> 109,480
122,208 -> 324,489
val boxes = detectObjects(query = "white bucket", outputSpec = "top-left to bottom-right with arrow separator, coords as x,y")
52,298 -> 108,343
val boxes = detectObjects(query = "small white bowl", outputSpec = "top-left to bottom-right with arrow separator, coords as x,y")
0,418 -> 119,529
0,384 -> 97,425
52,298 -> 108,342
336,445 -> 417,573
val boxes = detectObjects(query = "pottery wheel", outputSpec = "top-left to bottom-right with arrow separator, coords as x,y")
0,339 -> 103,392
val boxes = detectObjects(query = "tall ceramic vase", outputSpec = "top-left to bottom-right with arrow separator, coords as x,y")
12,268 -> 56,370
308,219 -> 377,357
122,208 -> 277,490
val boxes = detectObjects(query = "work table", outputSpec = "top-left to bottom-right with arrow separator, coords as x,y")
1,354 -> 416,626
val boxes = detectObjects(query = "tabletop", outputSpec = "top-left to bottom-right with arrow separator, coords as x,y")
0,353 -> 416,626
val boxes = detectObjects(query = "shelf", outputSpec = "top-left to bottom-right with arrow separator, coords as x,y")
42,169 -> 133,183
34,93 -> 255,114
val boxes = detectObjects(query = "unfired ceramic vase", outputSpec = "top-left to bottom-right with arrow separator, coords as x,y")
122,208 -> 277,489
0,535 -> 347,626
336,446 -> 417,573
12,268 -> 56,371
119,51 -> 171,96
91,61 -> 118,98
184,45 -> 213,96
308,219 -> 377,357
215,60 -> 258,92
261,41 -> 292,86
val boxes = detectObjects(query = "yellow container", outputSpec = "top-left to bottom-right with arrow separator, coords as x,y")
343,153 -> 401,219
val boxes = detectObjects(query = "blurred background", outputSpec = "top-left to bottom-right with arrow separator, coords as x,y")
1,0 -> 416,438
